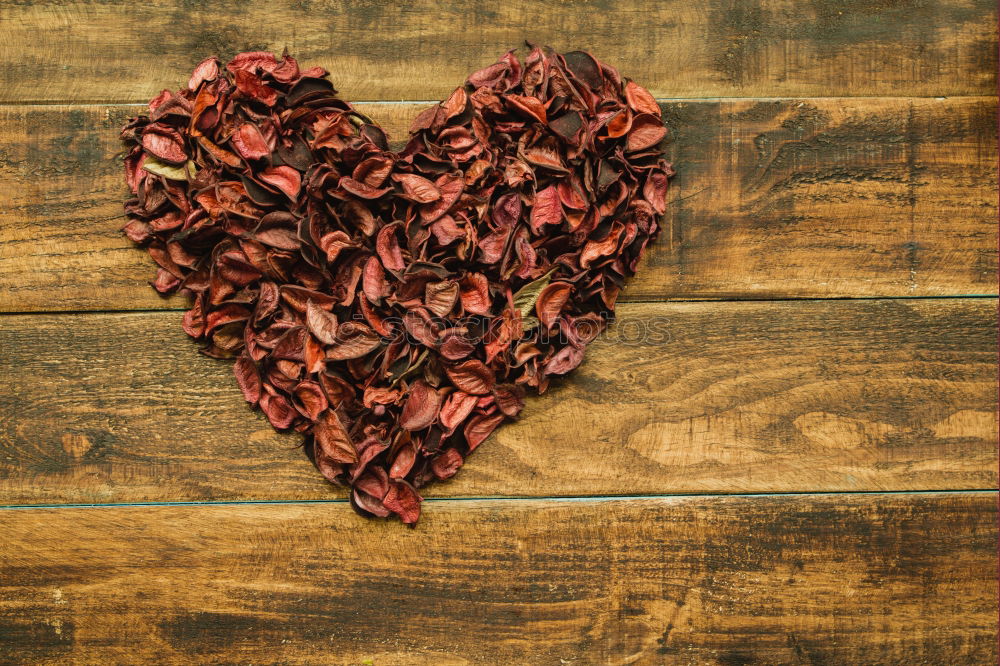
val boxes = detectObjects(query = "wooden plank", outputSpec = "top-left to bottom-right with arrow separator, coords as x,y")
0,97 -> 995,313
0,0 -> 995,103
0,493 -> 995,663
0,299 -> 994,505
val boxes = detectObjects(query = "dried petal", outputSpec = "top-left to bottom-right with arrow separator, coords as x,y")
536,281 -> 572,329
529,185 -> 563,233
431,448 -> 464,480
259,166 -> 302,199
231,123 -> 270,161
305,300 -> 339,345
445,360 -> 495,395
400,380 -> 442,431
233,354 -> 261,405
314,410 -> 357,463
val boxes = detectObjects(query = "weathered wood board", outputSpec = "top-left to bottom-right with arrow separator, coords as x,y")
0,0 -> 995,103
0,493 -> 995,664
0,97 -> 994,313
0,0 -> 996,660
0,299 -> 994,505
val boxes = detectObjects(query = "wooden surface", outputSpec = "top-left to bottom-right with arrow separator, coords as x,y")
0,0 -> 997,662
0,299 -> 995,504
0,97 -> 996,312
0,494 -> 996,664
0,0 -> 995,103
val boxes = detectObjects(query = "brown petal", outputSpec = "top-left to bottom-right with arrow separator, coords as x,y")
505,94 -> 547,123
141,124 -> 187,164
459,273 -> 491,315
305,300 -> 339,345
536,281 -> 572,329
314,410 -> 357,463
362,256 -> 389,304
431,448 -> 464,480
376,222 -> 405,272
338,176 -> 390,199
425,280 -> 459,317
352,155 -> 394,187
625,80 -> 661,117
419,173 -> 464,222
233,353 -> 261,405
492,191 -> 522,227
400,380 -> 442,432
439,391 -> 478,433
353,488 -> 391,517
392,173 -> 441,203
260,391 -> 296,430
293,381 -> 328,421
389,443 -> 418,480
188,57 -> 220,91
626,114 -> 667,152
493,383 -> 526,417
438,332 -> 474,361
544,344 -> 586,375
326,323 -> 382,361
643,166 -> 673,215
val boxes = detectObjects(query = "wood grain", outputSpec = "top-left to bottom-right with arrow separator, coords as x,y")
0,0 -> 995,104
0,493 -> 995,664
0,97 -> 995,313
0,299 -> 994,505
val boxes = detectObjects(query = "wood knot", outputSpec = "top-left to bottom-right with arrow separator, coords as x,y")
61,433 -> 92,459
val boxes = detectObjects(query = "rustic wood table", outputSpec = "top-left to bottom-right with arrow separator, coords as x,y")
1,1 -> 997,663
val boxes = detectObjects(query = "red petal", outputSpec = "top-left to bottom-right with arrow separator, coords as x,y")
231,123 -> 270,161
376,222 -> 405,272
505,94 -> 547,123
626,114 -> 667,152
625,80 -> 661,117
431,448 -> 464,480
459,273 -> 491,315
233,353 -> 261,405
382,482 -> 422,524
445,360 -> 495,395
314,411 -> 357,463
400,380 -> 442,431
464,413 -> 505,451
259,166 -> 301,199
293,381 -> 328,421
529,185 -> 562,233
536,281 -> 572,329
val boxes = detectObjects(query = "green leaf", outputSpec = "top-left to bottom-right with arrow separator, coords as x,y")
520,315 -> 540,331
143,156 -> 197,181
390,349 -> 428,387
512,267 -> 558,320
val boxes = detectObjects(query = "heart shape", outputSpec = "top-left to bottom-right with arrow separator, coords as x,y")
121,46 -> 674,524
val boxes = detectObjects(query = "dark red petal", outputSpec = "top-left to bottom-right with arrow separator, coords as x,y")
400,380 -> 442,431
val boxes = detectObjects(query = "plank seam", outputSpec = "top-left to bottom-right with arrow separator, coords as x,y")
1,294 -> 996,317
0,489 -> 995,510
0,95 -> 995,108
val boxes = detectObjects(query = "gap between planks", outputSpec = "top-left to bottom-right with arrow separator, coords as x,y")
1,489 -> 996,510
0,95 -> 977,107
1,294 -> 996,318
